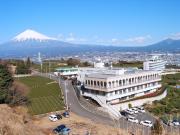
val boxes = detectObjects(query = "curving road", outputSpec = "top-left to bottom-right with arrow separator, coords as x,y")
60,80 -> 114,125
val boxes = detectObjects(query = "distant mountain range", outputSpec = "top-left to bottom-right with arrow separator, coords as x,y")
0,29 -> 179,58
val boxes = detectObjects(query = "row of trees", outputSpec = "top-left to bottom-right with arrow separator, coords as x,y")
16,57 -> 31,74
66,58 -> 91,67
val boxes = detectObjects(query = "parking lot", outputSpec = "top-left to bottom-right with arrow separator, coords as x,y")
118,107 -> 180,135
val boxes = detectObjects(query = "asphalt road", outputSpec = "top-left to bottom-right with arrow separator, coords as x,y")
60,80 -> 114,124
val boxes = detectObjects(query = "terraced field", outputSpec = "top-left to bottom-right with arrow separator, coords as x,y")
17,76 -> 64,115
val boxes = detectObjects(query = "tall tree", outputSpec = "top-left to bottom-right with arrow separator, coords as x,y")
26,57 -> 31,69
67,58 -> 80,66
0,64 -> 13,103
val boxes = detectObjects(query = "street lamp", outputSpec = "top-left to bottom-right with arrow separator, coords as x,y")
64,81 -> 68,110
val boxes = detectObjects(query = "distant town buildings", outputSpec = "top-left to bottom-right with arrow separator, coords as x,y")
143,56 -> 166,71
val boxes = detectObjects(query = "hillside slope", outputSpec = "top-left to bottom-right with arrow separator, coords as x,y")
0,104 -> 45,135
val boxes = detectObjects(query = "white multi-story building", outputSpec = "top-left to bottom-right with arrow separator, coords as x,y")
143,56 -> 166,71
82,68 -> 161,105
54,67 -> 78,78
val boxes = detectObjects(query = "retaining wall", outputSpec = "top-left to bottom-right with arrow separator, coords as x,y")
113,89 -> 167,110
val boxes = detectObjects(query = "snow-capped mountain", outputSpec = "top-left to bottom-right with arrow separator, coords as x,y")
12,29 -> 57,42
0,29 -> 179,58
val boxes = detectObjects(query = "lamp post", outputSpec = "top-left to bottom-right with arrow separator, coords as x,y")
64,81 -> 68,110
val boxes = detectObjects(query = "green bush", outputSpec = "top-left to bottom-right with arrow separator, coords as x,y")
152,108 -> 161,115
128,103 -> 132,108
159,99 -> 167,105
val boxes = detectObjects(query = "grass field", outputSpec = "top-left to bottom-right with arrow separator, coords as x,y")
17,76 -> 64,115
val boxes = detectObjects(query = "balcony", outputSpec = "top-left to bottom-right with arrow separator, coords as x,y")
85,77 -> 161,92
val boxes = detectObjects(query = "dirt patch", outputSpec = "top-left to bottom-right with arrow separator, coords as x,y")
34,112 -> 127,135
0,104 -> 45,135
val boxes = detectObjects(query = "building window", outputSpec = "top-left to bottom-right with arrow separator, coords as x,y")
119,90 -> 122,94
101,81 -> 103,87
94,81 -> 96,86
109,82 -> 111,87
112,81 -> 115,87
104,82 -> 107,88
132,78 -> 134,84
116,80 -> 118,86
123,79 -> 125,85
119,80 -> 122,86
123,89 -> 126,93
91,80 -> 93,85
129,78 -> 131,84
97,81 -> 99,86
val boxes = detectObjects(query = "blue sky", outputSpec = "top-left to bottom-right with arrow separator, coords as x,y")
0,0 -> 180,46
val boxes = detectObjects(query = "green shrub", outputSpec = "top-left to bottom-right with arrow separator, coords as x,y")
152,108 -> 161,115
159,99 -> 167,105
128,103 -> 132,108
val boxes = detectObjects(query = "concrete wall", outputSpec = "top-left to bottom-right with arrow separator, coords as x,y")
113,89 -> 167,111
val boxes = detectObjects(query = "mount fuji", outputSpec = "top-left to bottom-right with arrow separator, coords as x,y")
12,29 -> 57,42
0,29 -> 179,58
0,29 -> 80,57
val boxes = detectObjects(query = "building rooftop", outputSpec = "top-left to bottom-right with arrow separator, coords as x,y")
86,69 -> 160,79
55,67 -> 78,71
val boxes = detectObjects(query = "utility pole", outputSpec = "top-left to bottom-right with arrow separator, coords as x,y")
65,81 -> 68,110
49,60 -> 51,73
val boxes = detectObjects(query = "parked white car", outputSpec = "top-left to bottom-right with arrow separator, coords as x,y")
49,114 -> 58,122
125,109 -> 134,115
131,108 -> 139,113
127,116 -> 139,123
173,121 -> 180,126
137,107 -> 145,113
140,120 -> 153,127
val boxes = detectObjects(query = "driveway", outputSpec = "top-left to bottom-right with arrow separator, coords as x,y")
60,80 -> 113,125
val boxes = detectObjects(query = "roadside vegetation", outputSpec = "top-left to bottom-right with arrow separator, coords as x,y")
17,76 -> 64,115
146,73 -> 180,123
7,57 -> 32,74
32,58 -> 92,73
112,60 -> 143,69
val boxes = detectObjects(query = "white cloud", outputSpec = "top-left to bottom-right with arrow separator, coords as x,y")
65,33 -> 75,42
57,33 -> 87,43
57,33 -> 64,40
125,35 -> 151,44
56,33 -> 152,46
111,38 -> 118,43
169,33 -> 180,40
